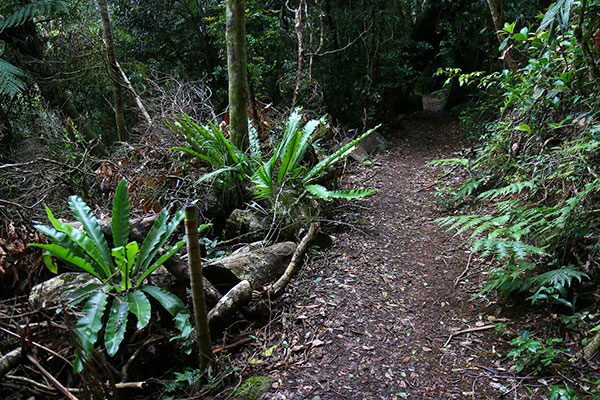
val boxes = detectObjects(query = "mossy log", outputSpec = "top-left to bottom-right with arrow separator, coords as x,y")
208,280 -> 252,332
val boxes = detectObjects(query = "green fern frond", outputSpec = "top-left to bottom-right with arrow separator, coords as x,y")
0,58 -> 26,97
427,158 -> 469,167
531,264 -> 589,288
472,238 -> 547,260
0,0 -> 67,32
454,177 -> 485,200
478,181 -> 537,201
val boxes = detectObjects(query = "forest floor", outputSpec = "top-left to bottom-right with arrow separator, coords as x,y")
232,113 -> 579,400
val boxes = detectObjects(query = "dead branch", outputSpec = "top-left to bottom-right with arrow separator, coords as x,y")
444,324 -> 496,347
268,223 -> 319,297
212,336 -> 254,354
26,353 -> 79,400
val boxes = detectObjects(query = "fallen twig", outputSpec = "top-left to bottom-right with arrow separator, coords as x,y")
5,374 -> 148,393
454,253 -> 473,287
26,353 -> 79,400
212,336 -> 254,354
444,324 -> 496,347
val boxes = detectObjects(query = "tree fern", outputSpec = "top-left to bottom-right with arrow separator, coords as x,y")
0,58 -> 25,97
0,0 -> 67,33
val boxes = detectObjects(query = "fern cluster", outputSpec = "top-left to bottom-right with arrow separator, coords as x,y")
435,2 -> 600,307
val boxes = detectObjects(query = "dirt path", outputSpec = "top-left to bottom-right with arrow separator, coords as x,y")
244,114 -> 542,400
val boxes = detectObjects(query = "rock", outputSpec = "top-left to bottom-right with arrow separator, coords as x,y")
29,272 -> 100,307
230,241 -> 267,257
225,209 -> 267,238
350,132 -> 387,161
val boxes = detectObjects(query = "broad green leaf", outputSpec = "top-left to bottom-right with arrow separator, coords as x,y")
69,195 -> 114,272
275,108 -> 303,163
127,290 -> 151,330
516,123 -> 531,133
137,221 -> 208,285
33,224 -> 89,263
306,185 -> 377,201
111,178 -> 130,248
42,252 -> 58,273
125,241 -> 139,273
133,210 -> 170,276
142,286 -> 191,336
278,117 -> 319,184
135,208 -> 185,279
303,125 -> 380,183
136,239 -> 186,287
29,243 -> 101,279
73,292 -> 108,373
112,246 -> 127,291
41,207 -> 109,277
67,283 -> 102,307
104,299 -> 129,357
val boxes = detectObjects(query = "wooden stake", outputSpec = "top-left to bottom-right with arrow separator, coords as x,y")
184,205 -> 213,370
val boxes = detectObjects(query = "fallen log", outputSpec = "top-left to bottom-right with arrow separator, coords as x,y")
203,242 -> 297,291
208,280 -> 252,332
0,347 -> 22,377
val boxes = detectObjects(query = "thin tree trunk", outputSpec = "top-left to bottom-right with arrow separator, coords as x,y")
291,0 -> 305,110
226,0 -> 248,149
184,205 -> 213,370
97,0 -> 128,142
115,60 -> 152,126
486,0 -> 517,71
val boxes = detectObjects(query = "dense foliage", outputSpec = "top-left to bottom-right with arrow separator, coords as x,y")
438,0 -> 600,310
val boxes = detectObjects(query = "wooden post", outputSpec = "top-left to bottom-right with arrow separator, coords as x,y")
184,205 -> 213,370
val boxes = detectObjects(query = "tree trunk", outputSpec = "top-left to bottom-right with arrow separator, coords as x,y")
486,0 -> 517,71
226,0 -> 248,149
97,0 -> 128,142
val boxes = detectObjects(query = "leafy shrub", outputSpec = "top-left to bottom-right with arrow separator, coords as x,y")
30,178 -> 204,372
434,1 -> 600,306
170,108 -> 378,218
252,108 -> 378,204
167,115 -> 261,205
507,331 -> 565,373
548,385 -> 578,400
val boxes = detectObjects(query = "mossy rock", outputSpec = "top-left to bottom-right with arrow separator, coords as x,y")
234,375 -> 274,400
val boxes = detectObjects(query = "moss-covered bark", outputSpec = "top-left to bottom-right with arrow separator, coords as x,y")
226,0 -> 248,149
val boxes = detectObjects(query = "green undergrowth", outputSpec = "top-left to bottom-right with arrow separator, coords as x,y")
435,1 -> 600,312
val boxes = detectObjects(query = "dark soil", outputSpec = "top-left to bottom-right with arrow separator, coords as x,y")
234,114 -> 591,400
